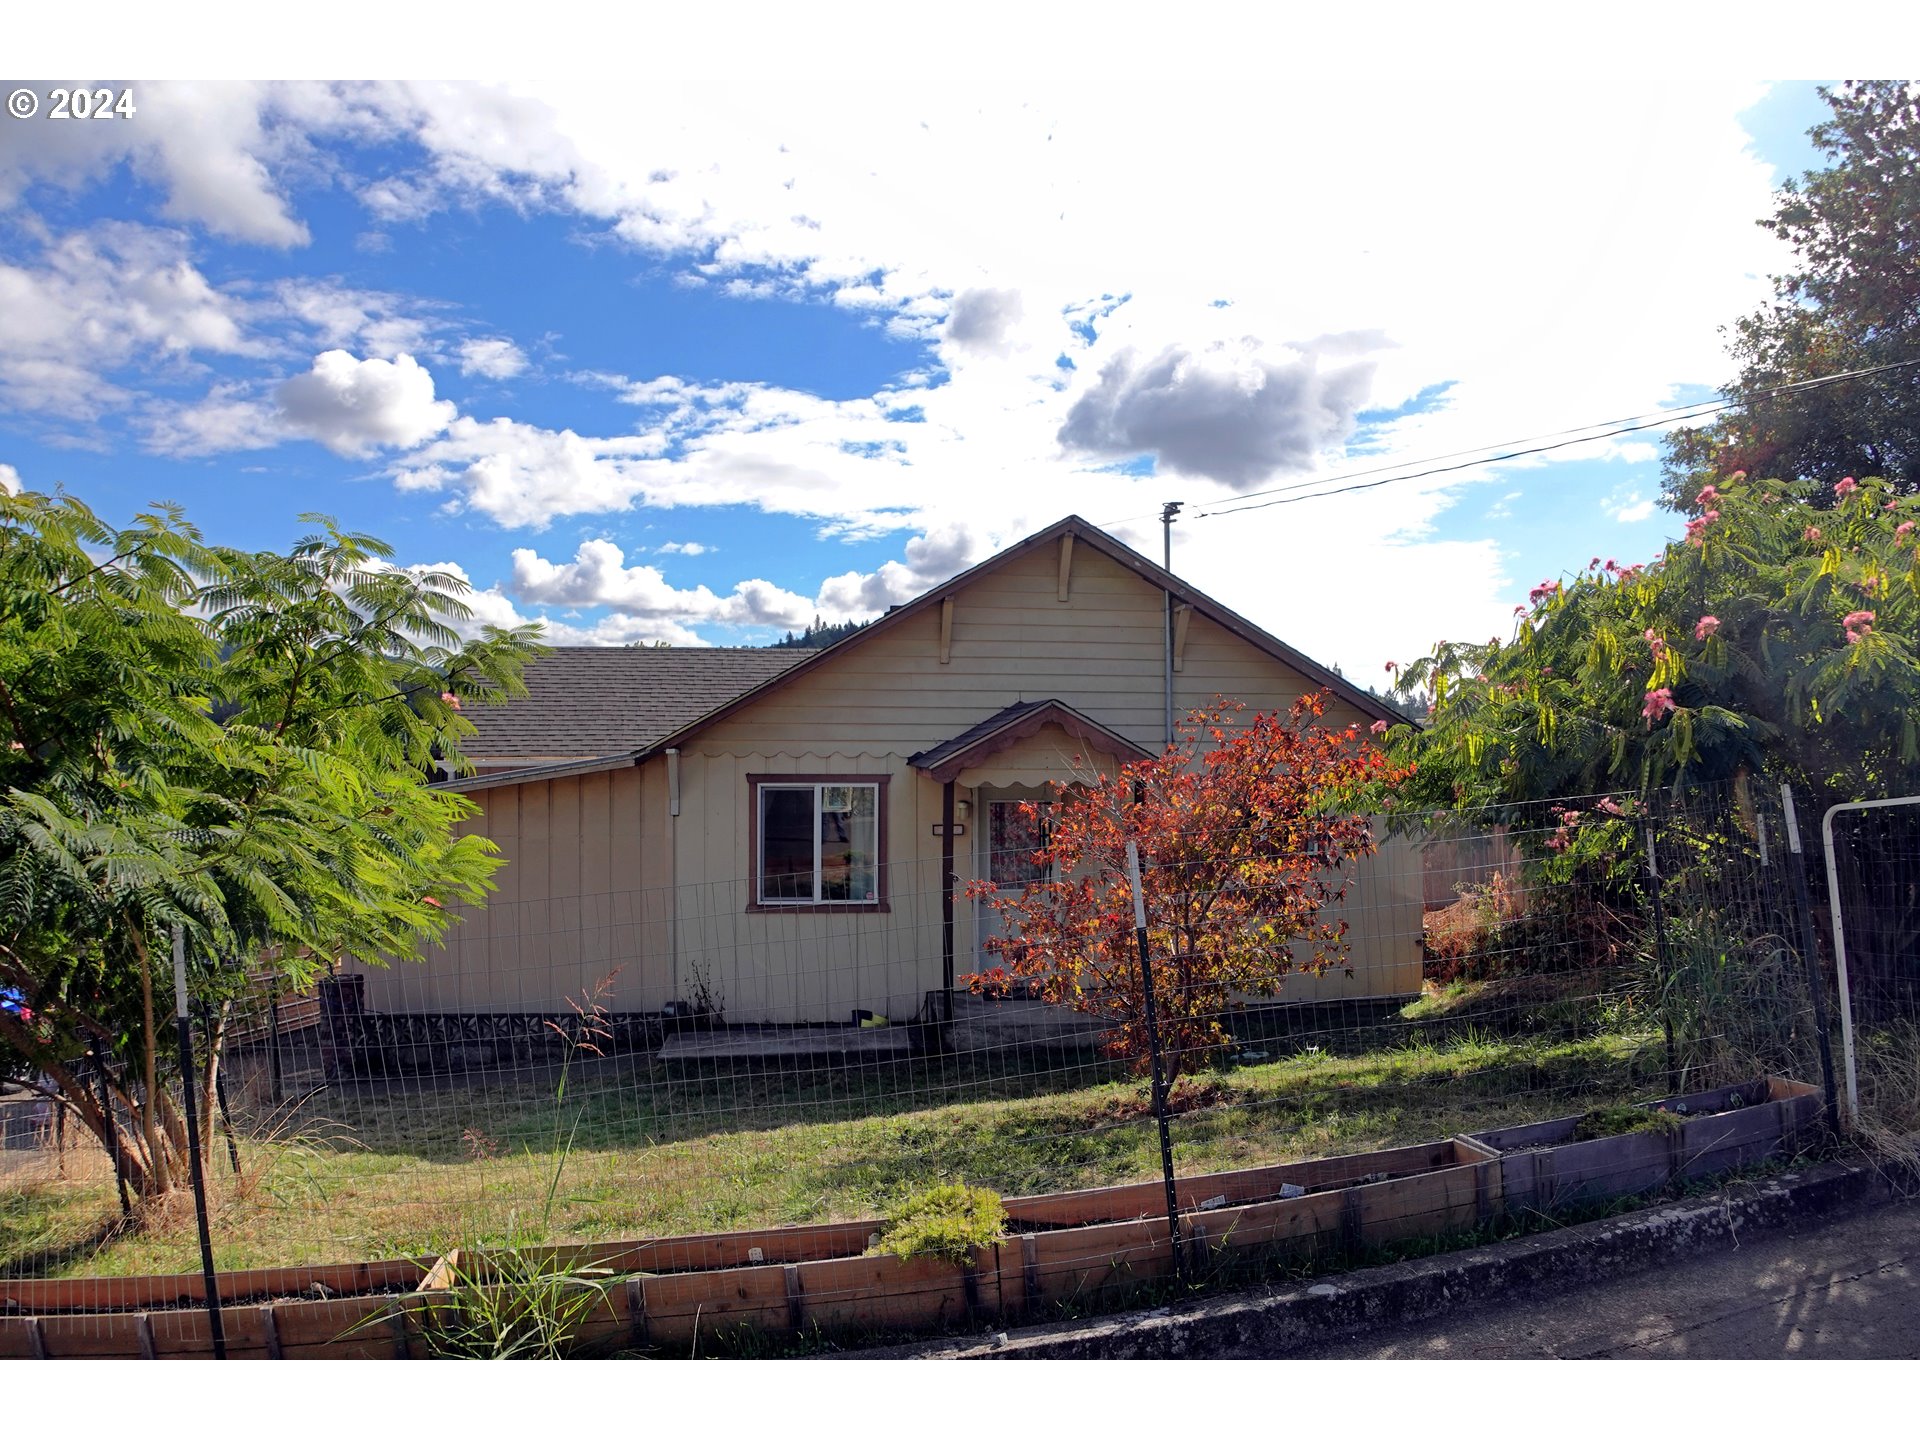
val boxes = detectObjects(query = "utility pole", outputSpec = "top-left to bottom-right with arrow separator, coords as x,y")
1161,501 -> 1182,749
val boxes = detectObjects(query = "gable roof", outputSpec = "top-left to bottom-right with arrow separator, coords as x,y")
643,515 -> 1403,745
458,646 -> 808,761
443,516 -> 1400,792
908,699 -> 1156,784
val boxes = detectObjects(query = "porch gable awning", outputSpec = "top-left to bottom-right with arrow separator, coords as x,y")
907,699 -> 1155,785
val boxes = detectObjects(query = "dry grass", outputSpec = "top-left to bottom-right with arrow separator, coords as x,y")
1852,1020 -> 1920,1173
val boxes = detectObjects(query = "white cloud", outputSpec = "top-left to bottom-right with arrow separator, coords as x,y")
144,385 -> 282,456
1484,490 -> 1523,522
1613,495 -> 1658,523
458,337 -> 528,379
0,463 -> 20,495
0,223 -> 258,418
272,280 -> 441,360
0,65 -> 1810,667
495,520 -> 1007,640
393,417 -> 666,528
944,288 -> 1025,358
1058,341 -> 1381,488
275,350 -> 456,456
0,81 -> 311,248
657,541 -> 709,555
510,537 -> 816,629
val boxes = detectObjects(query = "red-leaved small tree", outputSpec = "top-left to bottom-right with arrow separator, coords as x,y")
963,694 -> 1409,1086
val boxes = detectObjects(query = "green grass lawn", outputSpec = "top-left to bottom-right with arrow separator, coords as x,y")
2,1015 -> 1670,1280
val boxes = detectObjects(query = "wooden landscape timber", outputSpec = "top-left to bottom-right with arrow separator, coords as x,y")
0,1085 -> 1819,1358
0,1257 -> 437,1360
1467,1077 -> 1823,1215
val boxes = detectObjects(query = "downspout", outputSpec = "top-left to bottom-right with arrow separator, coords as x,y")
666,748 -> 681,997
1161,501 -> 1182,749
941,780 -> 956,993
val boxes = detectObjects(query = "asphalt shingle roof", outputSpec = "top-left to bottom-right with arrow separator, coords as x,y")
461,647 -> 809,761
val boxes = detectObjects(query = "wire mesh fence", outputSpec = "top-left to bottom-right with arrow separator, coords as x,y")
0,778 -> 1892,1357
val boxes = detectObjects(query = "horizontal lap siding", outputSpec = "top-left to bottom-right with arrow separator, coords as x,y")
699,549 -> 1174,754
353,543 -> 1417,1020
676,545 -> 1415,1019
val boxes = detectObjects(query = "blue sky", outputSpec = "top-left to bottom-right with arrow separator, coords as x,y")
0,53 -> 1839,672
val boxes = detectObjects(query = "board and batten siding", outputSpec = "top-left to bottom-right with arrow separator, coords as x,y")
348,763 -> 676,1015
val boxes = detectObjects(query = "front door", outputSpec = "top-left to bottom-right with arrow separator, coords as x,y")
973,792 -> 1053,970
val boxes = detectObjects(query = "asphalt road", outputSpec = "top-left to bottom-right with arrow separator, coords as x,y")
1286,1198 -> 1920,1359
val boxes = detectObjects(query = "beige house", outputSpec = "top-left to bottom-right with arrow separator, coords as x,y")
352,516 -> 1424,1026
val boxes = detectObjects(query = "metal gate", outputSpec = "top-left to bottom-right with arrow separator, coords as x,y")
1819,794 -> 1920,1119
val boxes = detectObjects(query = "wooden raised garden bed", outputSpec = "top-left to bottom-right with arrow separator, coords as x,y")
0,1137 -> 1502,1358
0,1257 -> 439,1360
3,1083 -> 1816,1358
1466,1076 -> 1822,1216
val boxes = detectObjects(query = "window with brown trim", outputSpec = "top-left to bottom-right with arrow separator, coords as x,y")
747,775 -> 890,910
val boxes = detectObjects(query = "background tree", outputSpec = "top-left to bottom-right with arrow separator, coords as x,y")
767,616 -> 873,649
1384,471 -> 1920,817
0,489 -> 543,1201
963,695 -> 1407,1086
1665,82 -> 1920,505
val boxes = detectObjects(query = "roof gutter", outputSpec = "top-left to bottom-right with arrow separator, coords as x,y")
429,749 -> 648,794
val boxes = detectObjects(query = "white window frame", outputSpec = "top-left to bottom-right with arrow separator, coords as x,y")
754,779 -> 884,908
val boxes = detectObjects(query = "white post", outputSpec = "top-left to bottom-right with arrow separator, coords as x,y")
1819,794 -> 1920,1125
172,923 -> 189,1021
1125,840 -> 1148,930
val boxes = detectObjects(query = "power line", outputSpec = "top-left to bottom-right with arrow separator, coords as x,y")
1171,355 -> 1920,521
1209,399 -> 1731,510
1196,402 -> 1736,518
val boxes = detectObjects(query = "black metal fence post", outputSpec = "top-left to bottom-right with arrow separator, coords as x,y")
1125,840 -> 1184,1280
1779,784 -> 1842,1131
1644,799 -> 1678,1093
172,924 -> 228,1359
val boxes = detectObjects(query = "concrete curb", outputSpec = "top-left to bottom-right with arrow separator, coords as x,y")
850,1159 -> 1905,1360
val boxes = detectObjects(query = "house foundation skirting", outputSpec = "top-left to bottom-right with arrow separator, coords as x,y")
318,1008 -> 660,1079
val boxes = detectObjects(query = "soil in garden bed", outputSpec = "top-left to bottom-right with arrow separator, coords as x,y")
1485,1089 -> 1760,1154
